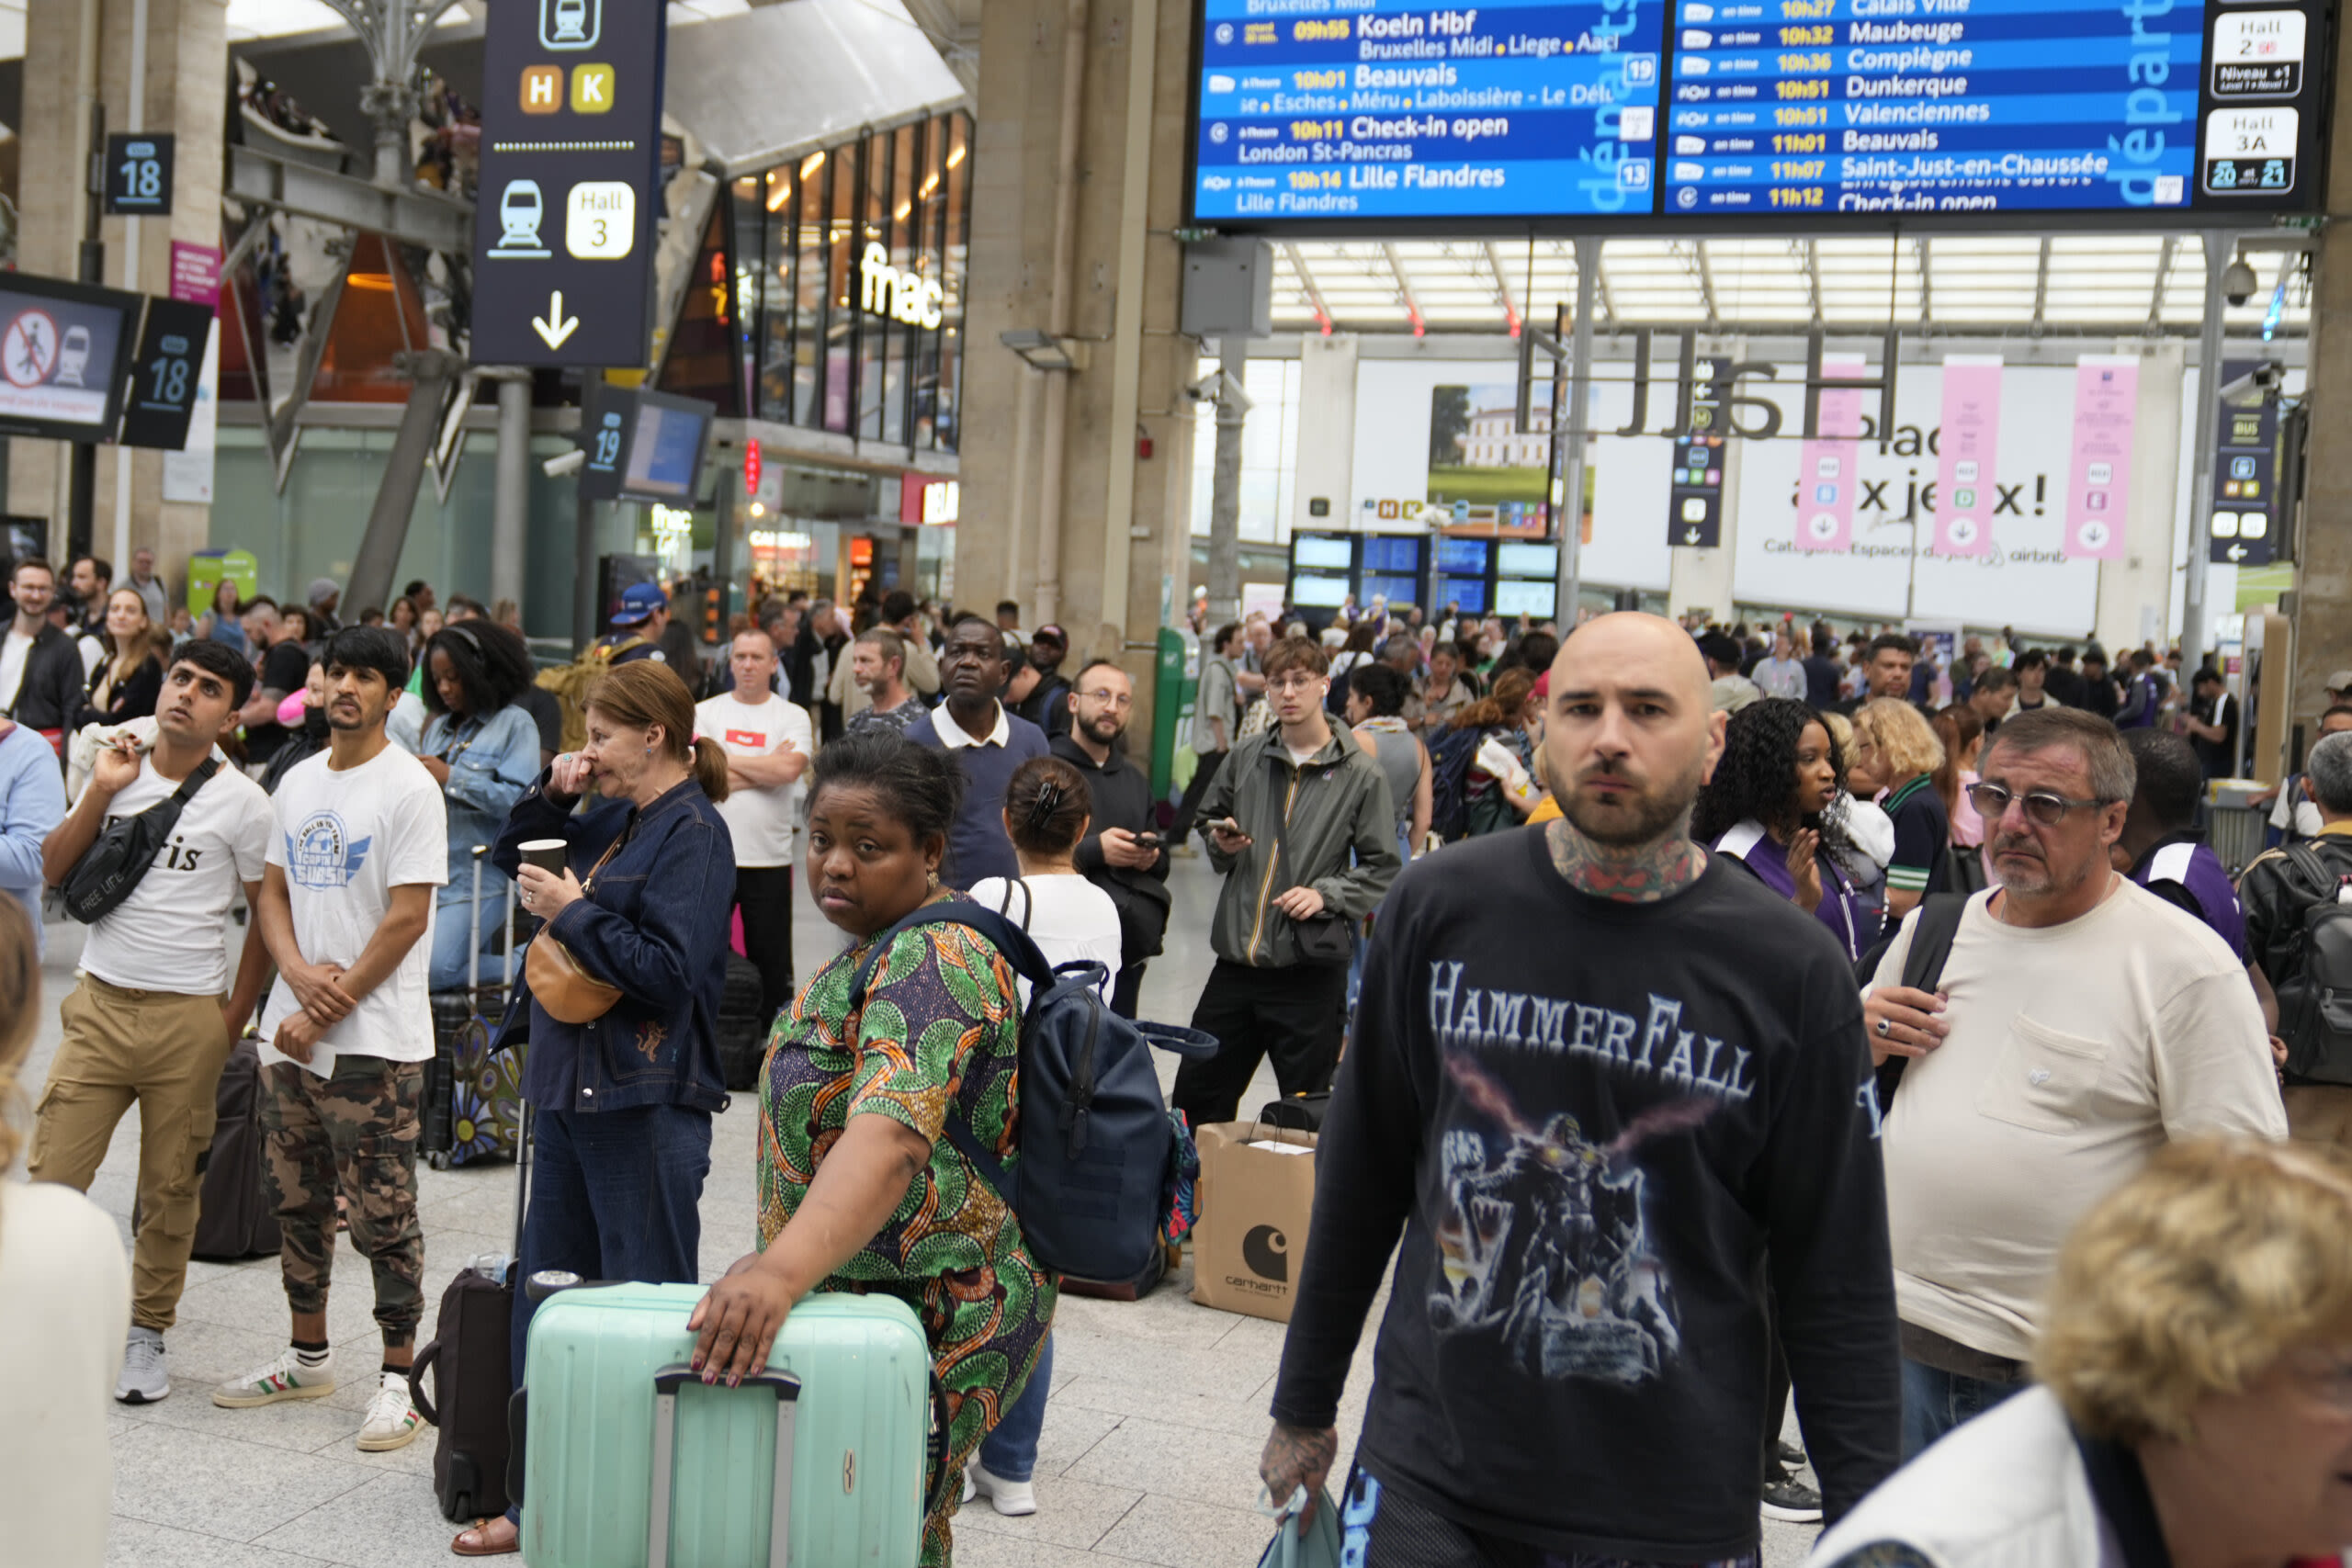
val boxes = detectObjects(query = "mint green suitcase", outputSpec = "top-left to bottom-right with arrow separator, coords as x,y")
517,1282 -> 933,1567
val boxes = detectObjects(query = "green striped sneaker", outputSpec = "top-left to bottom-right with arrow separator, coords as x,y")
210,1348 -> 336,1408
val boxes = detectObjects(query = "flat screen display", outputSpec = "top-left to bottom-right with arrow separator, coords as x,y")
1294,534 -> 1354,570
1361,572 -> 1420,605
1187,0 -> 2332,227
621,399 -> 708,501
1435,536 -> 1493,575
1360,536 -> 1425,573
0,277 -> 138,441
1497,541 -> 1560,578
1291,572 -> 1351,606
1436,575 -> 1489,614
1495,578 -> 1558,618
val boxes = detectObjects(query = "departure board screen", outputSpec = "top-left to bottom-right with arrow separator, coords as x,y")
1186,0 -> 2332,227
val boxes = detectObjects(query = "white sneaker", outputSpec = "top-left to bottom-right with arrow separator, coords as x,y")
961,1467 -> 977,1506
356,1371 -> 423,1452
116,1326 -> 170,1404
970,1462 -> 1037,1517
211,1348 -> 336,1408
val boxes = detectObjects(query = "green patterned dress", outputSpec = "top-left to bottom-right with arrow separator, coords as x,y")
757,905 -> 1057,1567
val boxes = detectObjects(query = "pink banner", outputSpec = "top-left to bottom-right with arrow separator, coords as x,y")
1934,355 -> 2003,556
1795,355 -> 1867,552
2064,356 -> 2138,560
168,241 -> 220,305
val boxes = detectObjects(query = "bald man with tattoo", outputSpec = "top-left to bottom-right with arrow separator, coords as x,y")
1259,614 -> 1900,1566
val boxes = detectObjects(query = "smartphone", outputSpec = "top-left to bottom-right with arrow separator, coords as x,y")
1135,831 -> 1161,848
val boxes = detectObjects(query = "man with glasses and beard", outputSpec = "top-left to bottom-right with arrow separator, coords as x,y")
1862,706 -> 2285,1461
1051,660 -> 1170,1019
1260,615 -> 1899,1563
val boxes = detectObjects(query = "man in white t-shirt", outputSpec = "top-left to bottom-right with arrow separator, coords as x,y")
27,639 -> 273,1405
1863,706 -> 2286,1461
214,626 -> 446,1455
694,626 -> 811,1022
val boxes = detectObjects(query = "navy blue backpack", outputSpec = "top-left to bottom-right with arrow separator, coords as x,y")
847,904 -> 1213,1284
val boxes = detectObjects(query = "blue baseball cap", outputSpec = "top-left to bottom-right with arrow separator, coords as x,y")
610,581 -> 668,626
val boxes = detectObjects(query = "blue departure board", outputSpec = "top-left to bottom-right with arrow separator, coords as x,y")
1186,0 -> 2332,226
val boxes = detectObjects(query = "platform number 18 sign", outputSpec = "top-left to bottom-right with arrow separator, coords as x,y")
103,133 -> 174,216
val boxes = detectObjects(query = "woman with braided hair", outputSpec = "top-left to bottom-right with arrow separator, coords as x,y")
1692,696 -> 1871,962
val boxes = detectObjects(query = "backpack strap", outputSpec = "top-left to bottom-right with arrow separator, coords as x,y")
995,877 -> 1034,932
1898,893 -> 1970,994
846,904 -> 1056,1013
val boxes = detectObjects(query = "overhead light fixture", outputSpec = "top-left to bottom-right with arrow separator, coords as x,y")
1000,328 -> 1087,371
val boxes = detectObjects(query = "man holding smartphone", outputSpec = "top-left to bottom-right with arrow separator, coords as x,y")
1176,635 -> 1401,1127
1053,660 -> 1170,1018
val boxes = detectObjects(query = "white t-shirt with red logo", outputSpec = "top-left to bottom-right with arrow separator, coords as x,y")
695,692 -> 812,868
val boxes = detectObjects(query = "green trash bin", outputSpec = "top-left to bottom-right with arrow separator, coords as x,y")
1150,626 -> 1200,802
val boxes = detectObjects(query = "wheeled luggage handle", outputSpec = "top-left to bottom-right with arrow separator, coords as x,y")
649,1361 -> 799,1568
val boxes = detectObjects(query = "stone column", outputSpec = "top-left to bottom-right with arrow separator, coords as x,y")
2292,18 -> 2352,720
961,0 -> 1204,740
12,0 -> 226,597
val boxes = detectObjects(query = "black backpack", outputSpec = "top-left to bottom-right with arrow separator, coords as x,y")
1856,893 -> 1970,1110
2276,845 -> 2352,1085
848,905 -> 1210,1283
1426,724 -> 1485,842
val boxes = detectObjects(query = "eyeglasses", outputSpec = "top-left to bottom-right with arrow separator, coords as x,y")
1268,674 -> 1323,694
1965,781 -> 2113,827
1077,689 -> 1132,709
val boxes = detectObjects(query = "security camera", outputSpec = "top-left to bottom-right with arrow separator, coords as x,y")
2216,360 -> 2283,403
2222,257 -> 2259,309
1184,370 -> 1253,412
542,449 -> 585,478
1184,371 -> 1221,403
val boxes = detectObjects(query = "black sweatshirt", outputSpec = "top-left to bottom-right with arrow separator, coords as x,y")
1271,829 -> 1900,1560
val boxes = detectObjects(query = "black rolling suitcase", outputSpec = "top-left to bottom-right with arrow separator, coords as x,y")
411,1099 -> 533,1523
715,952 -> 770,1091
182,1032 -> 281,1261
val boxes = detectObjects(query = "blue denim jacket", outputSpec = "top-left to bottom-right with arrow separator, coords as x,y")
421,705 -> 541,897
492,773 -> 736,1114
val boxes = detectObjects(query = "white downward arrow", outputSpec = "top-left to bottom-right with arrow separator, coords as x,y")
532,291 -> 580,350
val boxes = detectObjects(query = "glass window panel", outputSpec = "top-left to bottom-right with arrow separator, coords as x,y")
936,114 -> 970,453
857,129 -> 891,441
823,141 -> 859,434
758,167 -> 796,423
910,114 -> 947,449
881,120 -> 918,446
793,150 -> 828,426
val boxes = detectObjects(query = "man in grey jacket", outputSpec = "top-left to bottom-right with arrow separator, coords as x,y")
1174,634 -> 1401,1127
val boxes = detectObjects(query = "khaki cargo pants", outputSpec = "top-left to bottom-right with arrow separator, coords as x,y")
28,977 -> 234,1333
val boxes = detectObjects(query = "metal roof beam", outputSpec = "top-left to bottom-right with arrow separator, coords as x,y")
1483,239 -> 1523,333
1686,241 -> 1720,329
2031,236 -> 2052,336
1916,236 -> 1932,326
1283,243 -> 1335,335
1804,239 -> 1823,323
1383,243 -> 1427,334
2148,235 -> 2177,332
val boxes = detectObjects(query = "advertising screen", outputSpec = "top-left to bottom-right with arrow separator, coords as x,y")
616,390 -> 713,502
0,276 -> 139,442
1294,533 -> 1354,570
1188,0 -> 2333,228
1291,572 -> 1352,606
1497,540 -> 1560,578
1495,577 -> 1559,618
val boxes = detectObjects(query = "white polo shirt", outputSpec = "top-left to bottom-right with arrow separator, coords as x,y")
930,700 -> 1012,750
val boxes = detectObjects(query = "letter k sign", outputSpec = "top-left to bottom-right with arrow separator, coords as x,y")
571,63 -> 615,113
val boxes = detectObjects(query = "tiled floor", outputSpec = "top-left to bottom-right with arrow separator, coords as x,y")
22,852 -> 1819,1567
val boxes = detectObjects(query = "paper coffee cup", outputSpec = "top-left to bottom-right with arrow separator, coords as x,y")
519,839 -> 568,874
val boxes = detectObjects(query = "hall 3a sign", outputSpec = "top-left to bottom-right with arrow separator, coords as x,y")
859,243 -> 944,330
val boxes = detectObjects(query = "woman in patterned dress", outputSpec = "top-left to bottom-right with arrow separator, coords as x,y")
691,731 -> 1053,1568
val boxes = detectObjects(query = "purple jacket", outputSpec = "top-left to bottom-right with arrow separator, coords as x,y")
1713,819 -> 1870,962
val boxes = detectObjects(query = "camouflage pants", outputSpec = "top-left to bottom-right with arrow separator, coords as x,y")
260,1055 -> 425,1345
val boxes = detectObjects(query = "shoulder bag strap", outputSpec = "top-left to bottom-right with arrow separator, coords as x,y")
171,756 -> 222,805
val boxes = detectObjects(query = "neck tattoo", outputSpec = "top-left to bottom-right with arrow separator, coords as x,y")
1544,817 -> 1707,904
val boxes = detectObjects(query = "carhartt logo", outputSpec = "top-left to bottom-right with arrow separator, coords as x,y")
1242,1224 -> 1289,1281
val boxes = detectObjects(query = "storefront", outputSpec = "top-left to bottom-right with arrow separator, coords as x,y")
657,111 -> 971,617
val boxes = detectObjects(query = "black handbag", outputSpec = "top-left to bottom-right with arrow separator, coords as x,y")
59,757 -> 220,923
1269,757 -> 1354,968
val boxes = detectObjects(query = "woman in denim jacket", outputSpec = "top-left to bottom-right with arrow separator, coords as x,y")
414,622 -> 543,988
455,660 -> 735,1558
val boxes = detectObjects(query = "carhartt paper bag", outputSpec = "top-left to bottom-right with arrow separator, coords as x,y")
1191,1121 -> 1317,1323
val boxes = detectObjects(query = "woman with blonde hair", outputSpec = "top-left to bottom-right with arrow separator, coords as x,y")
75,585 -> 165,728
0,894 -> 130,1566
1849,696 -> 1950,923
1815,1136 -> 2352,1567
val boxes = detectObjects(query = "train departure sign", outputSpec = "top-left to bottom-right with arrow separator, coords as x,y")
1187,0 -> 2335,230
472,0 -> 669,367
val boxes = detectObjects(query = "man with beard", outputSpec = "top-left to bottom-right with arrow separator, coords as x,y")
1261,614 -> 1900,1563
1862,706 -> 2284,1461
1051,660 -> 1170,1018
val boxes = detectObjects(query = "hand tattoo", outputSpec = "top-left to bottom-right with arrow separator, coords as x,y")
1260,1420 -> 1339,1508
1544,816 -> 1707,903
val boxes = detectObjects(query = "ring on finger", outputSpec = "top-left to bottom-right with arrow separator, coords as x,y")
1875,1017 -> 1892,1037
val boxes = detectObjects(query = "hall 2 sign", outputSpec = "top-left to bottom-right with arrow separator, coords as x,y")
859,243 -> 944,330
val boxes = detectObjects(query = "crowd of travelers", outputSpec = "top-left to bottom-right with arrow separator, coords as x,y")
2,554 -> 2348,1568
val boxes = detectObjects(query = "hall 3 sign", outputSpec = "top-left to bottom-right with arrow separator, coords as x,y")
859,243 -> 944,331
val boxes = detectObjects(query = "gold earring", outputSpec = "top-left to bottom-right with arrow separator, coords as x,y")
927,870 -> 939,890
